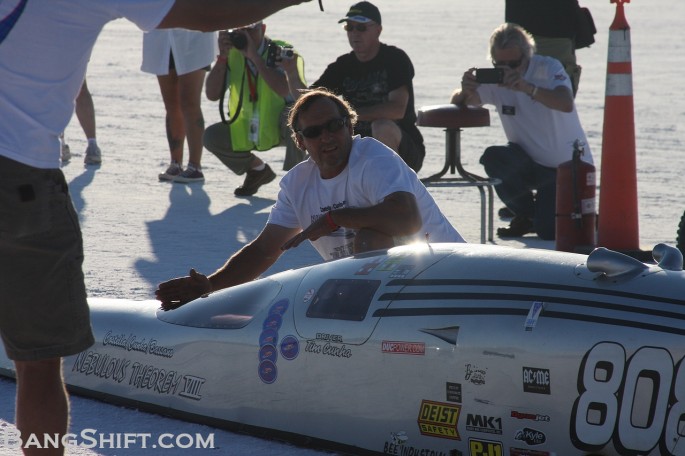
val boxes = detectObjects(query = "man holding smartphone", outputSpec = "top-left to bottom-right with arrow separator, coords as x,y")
450,23 -> 592,240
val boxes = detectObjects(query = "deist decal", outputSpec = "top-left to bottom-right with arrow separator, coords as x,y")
417,400 -> 461,440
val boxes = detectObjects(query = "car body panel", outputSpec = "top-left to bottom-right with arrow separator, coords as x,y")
1,243 -> 684,455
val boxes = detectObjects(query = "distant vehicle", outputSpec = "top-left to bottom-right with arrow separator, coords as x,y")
1,243 -> 684,456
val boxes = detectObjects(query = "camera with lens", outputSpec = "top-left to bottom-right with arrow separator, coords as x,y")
266,42 -> 295,68
227,30 -> 247,50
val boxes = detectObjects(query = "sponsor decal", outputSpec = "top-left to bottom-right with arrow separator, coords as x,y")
389,265 -> 414,279
446,382 -> 462,403
382,441 -> 449,456
465,363 -> 487,385
269,299 -> 289,315
262,313 -> 282,331
390,431 -> 408,445
355,259 -> 382,275
509,449 -> 550,456
465,414 -> 502,435
259,328 -> 278,347
417,400 -> 461,440
102,331 -> 174,358
382,341 -> 425,355
259,344 -> 278,363
279,335 -> 299,360
468,438 -> 502,456
378,256 -> 407,271
514,428 -> 546,446
522,367 -> 550,394
510,411 -> 550,422
482,351 -> 514,359
524,301 -> 544,331
258,359 -> 277,384
303,288 -> 315,303
257,299 -> 288,384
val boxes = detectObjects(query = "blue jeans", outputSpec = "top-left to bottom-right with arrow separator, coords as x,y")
480,143 -> 557,240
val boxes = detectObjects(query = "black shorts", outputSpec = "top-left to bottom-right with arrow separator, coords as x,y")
0,155 -> 94,361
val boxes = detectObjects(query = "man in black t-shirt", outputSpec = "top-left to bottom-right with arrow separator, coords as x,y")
282,1 -> 425,172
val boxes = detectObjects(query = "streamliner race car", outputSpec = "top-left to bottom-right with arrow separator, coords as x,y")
1,242 -> 684,456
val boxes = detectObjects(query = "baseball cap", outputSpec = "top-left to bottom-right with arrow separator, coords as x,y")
338,2 -> 381,25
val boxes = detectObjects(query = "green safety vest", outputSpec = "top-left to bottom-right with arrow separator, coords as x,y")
226,40 -> 304,152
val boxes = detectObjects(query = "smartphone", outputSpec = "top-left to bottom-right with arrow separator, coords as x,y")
475,68 -> 504,84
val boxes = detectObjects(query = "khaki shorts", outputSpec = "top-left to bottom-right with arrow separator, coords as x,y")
0,156 -> 94,361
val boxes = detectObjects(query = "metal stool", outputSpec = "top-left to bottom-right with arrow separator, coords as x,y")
417,104 -> 499,243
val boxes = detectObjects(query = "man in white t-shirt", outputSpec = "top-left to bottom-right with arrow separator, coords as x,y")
0,0 -> 308,451
156,88 -> 463,307
450,22 -> 592,241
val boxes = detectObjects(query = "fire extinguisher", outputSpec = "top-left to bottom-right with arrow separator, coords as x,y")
555,140 -> 596,252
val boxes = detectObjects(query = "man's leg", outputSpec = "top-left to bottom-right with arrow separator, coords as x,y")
480,143 -> 536,218
370,119 -> 402,152
15,358 -> 68,456
75,79 -> 96,140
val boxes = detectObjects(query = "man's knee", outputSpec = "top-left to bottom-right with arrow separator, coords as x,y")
203,122 -> 230,153
370,119 -> 401,150
353,228 -> 395,254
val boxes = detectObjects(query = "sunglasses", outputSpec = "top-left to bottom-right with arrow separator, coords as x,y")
492,56 -> 524,69
344,23 -> 372,32
297,117 -> 348,139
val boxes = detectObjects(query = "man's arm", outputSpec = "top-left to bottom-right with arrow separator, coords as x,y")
156,224 -> 299,308
355,85 -> 409,122
158,0 -> 309,31
450,68 -> 483,106
282,191 -> 421,251
205,31 -> 231,101
280,55 -> 308,99
502,68 -> 574,112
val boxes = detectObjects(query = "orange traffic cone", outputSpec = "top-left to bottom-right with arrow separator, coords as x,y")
597,0 -> 640,252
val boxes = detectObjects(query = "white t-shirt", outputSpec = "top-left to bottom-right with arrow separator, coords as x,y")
141,29 -> 216,76
268,136 -> 465,260
477,54 -> 592,168
0,0 -> 175,169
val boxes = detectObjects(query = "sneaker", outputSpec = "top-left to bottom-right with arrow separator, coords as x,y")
497,215 -> 534,238
158,162 -> 183,181
234,164 -> 276,196
84,144 -> 102,165
498,206 -> 515,219
174,164 -> 205,183
61,143 -> 72,163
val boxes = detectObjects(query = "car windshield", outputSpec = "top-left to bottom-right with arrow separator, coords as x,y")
156,278 -> 282,329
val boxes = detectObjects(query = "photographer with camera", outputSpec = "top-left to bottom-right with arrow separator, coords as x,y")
450,23 -> 592,240
281,1 -> 425,173
204,21 -> 306,196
